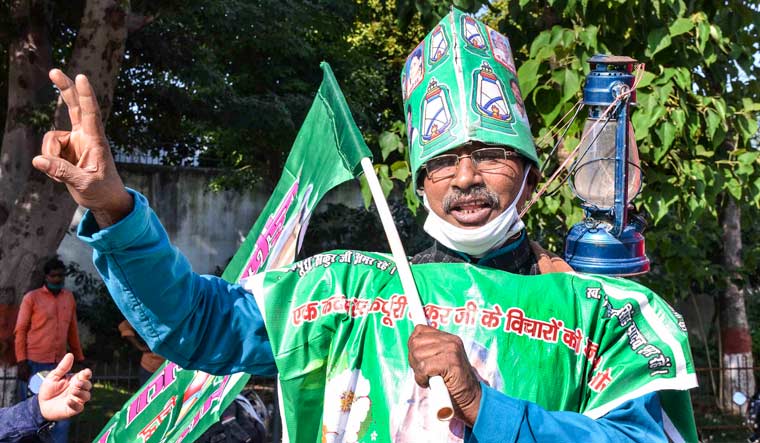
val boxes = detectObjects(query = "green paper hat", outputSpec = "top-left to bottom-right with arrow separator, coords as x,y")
402,8 -> 539,189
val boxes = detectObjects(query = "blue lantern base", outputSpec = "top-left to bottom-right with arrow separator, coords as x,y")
564,221 -> 650,277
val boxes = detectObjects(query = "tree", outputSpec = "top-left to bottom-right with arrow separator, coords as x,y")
0,0 -> 422,363
105,0 -> 367,188
0,0 -> 129,371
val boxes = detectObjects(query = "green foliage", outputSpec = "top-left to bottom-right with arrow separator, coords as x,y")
106,0 -> 376,189
96,0 -> 431,191
360,118 -> 421,213
395,0 -> 489,28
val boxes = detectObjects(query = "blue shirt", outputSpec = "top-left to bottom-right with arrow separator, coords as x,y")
0,396 -> 52,442
78,190 -> 671,442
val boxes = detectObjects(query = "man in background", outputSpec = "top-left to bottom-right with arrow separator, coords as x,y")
118,318 -> 165,385
15,258 -> 85,443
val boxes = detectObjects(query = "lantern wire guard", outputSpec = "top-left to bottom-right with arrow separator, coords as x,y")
520,58 -> 650,277
521,62 -> 645,217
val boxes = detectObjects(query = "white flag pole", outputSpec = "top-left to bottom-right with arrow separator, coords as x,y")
360,157 -> 455,421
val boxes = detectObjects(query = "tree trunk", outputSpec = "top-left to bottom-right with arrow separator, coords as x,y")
0,0 -> 129,371
0,0 -> 53,225
719,196 -> 755,413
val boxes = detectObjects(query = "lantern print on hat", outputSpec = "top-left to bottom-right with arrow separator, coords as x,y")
462,15 -> 487,51
429,25 -> 450,67
401,7 -> 539,189
473,61 -> 512,124
420,79 -> 456,150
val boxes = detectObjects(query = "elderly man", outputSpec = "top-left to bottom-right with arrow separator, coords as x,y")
32,10 -> 695,443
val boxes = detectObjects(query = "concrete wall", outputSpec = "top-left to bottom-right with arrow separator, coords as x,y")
58,163 -> 363,278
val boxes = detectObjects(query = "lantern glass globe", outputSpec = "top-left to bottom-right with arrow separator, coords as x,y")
571,118 -> 642,210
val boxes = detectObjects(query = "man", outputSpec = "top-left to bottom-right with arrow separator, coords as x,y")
0,353 -> 93,442
118,319 -> 165,385
15,258 -> 85,443
31,9 -> 695,443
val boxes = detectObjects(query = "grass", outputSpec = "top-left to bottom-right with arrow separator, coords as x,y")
69,382 -> 134,442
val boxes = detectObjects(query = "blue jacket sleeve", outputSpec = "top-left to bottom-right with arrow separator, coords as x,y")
0,396 -> 50,442
77,189 -> 276,376
466,384 -> 666,443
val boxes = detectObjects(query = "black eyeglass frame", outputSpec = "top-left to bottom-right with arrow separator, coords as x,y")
421,147 -> 521,180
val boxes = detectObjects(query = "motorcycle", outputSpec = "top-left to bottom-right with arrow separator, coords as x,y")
195,389 -> 271,443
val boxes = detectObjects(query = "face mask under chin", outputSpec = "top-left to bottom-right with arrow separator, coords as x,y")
421,166 -> 531,257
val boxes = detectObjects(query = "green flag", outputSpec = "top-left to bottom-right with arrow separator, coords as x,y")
223,62 -> 371,284
93,62 -> 372,443
244,253 -> 698,443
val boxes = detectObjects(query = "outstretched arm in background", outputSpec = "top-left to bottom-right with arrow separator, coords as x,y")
0,354 -> 92,442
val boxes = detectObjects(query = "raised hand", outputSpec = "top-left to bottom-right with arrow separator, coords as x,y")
32,69 -> 133,228
37,353 -> 93,422
407,325 -> 482,426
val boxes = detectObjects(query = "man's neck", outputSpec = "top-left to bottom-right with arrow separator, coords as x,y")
411,230 -> 539,275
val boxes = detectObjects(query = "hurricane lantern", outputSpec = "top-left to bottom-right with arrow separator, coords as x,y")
563,55 -> 650,277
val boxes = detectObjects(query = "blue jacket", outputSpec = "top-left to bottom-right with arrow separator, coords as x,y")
78,190 -> 669,442
0,396 -> 51,442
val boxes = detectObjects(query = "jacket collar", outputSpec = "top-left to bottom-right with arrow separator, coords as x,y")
412,230 -> 538,275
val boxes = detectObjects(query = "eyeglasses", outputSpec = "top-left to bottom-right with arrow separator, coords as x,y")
422,147 -> 520,180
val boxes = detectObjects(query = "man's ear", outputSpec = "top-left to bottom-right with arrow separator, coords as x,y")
416,187 -> 430,211
516,162 -> 540,213
525,163 -> 540,195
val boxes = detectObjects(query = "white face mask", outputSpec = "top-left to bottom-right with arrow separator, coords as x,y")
422,166 -> 531,257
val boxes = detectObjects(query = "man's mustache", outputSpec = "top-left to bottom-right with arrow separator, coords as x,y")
442,186 -> 500,213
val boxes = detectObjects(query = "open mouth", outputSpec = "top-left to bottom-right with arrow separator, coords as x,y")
448,199 -> 494,226
442,187 -> 501,227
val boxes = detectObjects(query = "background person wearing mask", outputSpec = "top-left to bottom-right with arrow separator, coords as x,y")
14,258 -> 85,443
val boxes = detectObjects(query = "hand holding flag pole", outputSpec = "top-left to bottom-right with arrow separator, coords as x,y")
360,157 -> 455,421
